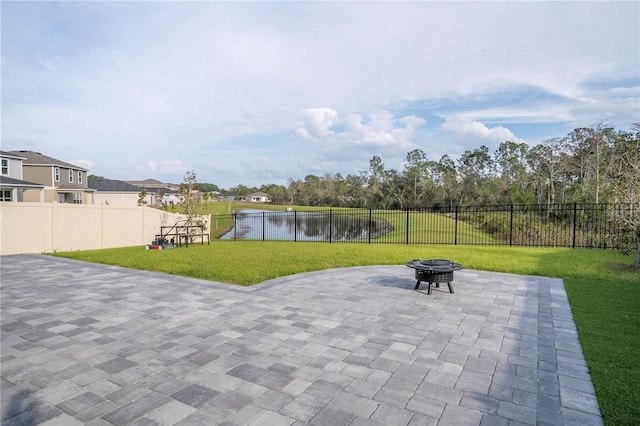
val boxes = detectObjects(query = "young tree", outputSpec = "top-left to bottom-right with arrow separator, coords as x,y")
137,188 -> 148,206
155,190 -> 165,209
179,170 -> 208,241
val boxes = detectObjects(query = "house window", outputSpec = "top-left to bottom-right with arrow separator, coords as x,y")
73,193 -> 82,204
55,167 -> 60,182
78,171 -> 83,184
0,190 -> 11,201
69,170 -> 74,183
1,159 -> 8,175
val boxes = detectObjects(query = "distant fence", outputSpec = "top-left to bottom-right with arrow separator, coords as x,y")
217,203 -> 639,250
0,203 -> 207,255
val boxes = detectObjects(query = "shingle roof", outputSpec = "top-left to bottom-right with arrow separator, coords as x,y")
0,176 -> 44,188
247,191 -> 270,198
89,178 -> 140,192
7,150 -> 88,171
0,150 -> 27,160
124,179 -> 167,187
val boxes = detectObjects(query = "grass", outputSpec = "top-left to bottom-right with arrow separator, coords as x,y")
563,277 -> 640,425
51,239 -> 639,425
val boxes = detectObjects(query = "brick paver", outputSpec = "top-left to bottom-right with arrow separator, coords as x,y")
1,254 -> 602,425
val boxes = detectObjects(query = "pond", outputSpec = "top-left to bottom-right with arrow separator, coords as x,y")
220,209 -> 393,242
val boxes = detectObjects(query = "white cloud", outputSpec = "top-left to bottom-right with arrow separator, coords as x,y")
128,160 -> 188,176
295,109 -> 426,154
296,108 -> 338,140
440,115 -> 526,147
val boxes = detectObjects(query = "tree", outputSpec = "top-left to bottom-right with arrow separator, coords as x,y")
608,125 -> 640,267
433,154 -> 460,208
261,183 -> 288,205
137,188 -> 148,206
527,138 -> 569,206
567,124 -> 615,203
457,145 -> 494,204
179,170 -> 208,241
404,149 -> 431,208
365,156 -> 386,208
229,184 -> 251,200
494,141 -> 532,203
195,183 -> 220,193
344,174 -> 367,207
155,190 -> 165,209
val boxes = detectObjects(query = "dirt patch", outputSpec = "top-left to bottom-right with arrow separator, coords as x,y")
608,262 -> 640,272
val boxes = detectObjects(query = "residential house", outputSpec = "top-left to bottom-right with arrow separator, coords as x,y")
8,150 -> 93,203
89,177 -> 146,206
245,191 -> 270,203
125,178 -> 181,206
90,177 -> 180,207
217,193 -> 239,202
124,179 -> 180,191
0,151 -> 45,202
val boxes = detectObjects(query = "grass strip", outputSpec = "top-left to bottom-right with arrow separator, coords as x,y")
564,277 -> 640,425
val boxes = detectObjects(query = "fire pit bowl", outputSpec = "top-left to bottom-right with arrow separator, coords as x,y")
405,259 -> 464,295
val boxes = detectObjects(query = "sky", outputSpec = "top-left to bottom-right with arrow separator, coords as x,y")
2,1 -> 639,190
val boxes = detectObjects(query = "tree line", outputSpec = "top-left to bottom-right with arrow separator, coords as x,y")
255,123 -> 638,210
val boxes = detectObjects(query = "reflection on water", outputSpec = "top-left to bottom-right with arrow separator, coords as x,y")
220,209 -> 393,241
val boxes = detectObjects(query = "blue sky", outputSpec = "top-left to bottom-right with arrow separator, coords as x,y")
2,1 -> 639,189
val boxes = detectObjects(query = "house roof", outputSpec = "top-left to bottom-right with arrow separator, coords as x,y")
247,191 -> 270,198
0,150 -> 27,160
7,150 -> 88,171
124,179 -> 173,188
90,178 -> 180,194
89,178 -> 141,192
0,176 -> 45,188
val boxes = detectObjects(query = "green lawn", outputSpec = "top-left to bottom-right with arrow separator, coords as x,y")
51,241 -> 639,424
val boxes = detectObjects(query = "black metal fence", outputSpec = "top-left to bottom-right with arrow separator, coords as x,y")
214,203 -> 639,250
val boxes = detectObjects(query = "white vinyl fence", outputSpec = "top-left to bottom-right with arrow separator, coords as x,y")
0,202 -> 208,255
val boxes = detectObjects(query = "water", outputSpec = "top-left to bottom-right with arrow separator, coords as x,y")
220,209 -> 390,241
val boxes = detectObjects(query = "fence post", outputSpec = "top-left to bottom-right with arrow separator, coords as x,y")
509,204 -> 514,246
262,211 -> 265,241
294,210 -> 297,242
329,209 -> 332,243
454,206 -> 459,245
572,203 -> 577,248
368,209 -> 372,244
233,213 -> 237,240
406,209 -> 409,245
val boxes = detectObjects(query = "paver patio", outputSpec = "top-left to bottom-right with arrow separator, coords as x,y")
1,254 -> 602,425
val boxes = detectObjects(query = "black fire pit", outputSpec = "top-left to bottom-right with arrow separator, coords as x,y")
405,259 -> 464,294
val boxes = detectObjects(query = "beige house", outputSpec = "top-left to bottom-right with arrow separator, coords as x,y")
124,178 -> 181,206
8,150 -> 94,204
0,151 -> 45,202
89,177 -> 145,206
